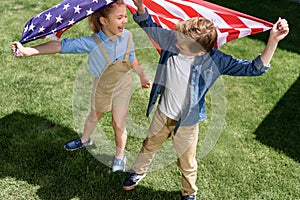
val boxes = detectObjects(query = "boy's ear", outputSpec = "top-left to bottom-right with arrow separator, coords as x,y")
99,17 -> 107,25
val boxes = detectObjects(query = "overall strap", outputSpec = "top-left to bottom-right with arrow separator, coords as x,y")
92,35 -> 111,63
124,32 -> 132,61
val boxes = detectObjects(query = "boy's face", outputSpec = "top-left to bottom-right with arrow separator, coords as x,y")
101,4 -> 128,37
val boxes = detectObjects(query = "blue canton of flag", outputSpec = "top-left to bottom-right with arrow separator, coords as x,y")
20,0 -> 115,44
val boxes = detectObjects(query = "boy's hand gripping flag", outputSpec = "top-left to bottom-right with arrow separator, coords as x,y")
19,0 -> 273,48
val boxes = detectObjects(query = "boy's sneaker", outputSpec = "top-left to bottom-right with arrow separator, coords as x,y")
64,138 -> 92,151
112,155 -> 126,172
123,172 -> 146,190
181,195 -> 196,200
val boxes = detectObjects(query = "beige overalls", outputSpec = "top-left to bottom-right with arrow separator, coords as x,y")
91,34 -> 133,113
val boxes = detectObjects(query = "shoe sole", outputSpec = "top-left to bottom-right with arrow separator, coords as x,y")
123,185 -> 137,191
64,146 -> 83,151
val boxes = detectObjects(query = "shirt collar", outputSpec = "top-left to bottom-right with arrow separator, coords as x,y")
97,29 -> 124,44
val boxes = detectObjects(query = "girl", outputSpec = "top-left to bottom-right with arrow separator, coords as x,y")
12,0 -> 151,172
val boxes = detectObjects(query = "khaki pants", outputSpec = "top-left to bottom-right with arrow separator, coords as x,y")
133,109 -> 199,196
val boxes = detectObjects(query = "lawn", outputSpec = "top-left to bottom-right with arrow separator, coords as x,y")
0,0 -> 299,199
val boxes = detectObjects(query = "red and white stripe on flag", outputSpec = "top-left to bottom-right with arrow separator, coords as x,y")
125,0 -> 273,48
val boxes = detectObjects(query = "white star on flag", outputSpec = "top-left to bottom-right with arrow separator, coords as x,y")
68,19 -> 76,26
106,0 -> 114,5
29,24 -> 35,31
55,15 -> 63,23
45,13 -> 52,21
39,26 -> 45,33
24,25 -> 28,33
86,8 -> 94,16
74,5 -> 82,14
63,4 -> 70,10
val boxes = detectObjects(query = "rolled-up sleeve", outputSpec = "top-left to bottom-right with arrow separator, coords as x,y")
133,10 -> 150,23
253,55 -> 270,72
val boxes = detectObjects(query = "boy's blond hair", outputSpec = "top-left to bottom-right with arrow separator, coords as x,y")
88,0 -> 125,33
175,17 -> 217,53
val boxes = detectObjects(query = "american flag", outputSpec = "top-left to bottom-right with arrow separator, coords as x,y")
19,0 -> 273,47
19,0 -> 115,44
125,0 -> 273,48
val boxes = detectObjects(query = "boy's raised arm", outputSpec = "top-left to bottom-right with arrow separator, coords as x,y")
132,0 -> 146,15
260,18 -> 289,66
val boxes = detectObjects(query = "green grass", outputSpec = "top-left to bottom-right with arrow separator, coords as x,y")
1,0 -> 299,199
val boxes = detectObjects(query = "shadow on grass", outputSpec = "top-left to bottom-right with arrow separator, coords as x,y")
0,112 -> 180,200
210,0 -> 300,54
210,0 -> 300,162
254,77 -> 300,162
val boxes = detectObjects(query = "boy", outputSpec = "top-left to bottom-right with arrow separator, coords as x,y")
122,0 -> 289,199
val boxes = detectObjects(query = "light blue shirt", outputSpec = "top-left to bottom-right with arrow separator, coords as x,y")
61,29 -> 135,77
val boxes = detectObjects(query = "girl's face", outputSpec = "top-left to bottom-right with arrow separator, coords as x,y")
101,4 -> 128,38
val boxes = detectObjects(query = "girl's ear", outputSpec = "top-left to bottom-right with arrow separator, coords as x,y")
99,17 -> 107,26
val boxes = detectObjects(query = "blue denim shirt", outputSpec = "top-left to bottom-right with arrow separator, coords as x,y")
133,11 -> 270,132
